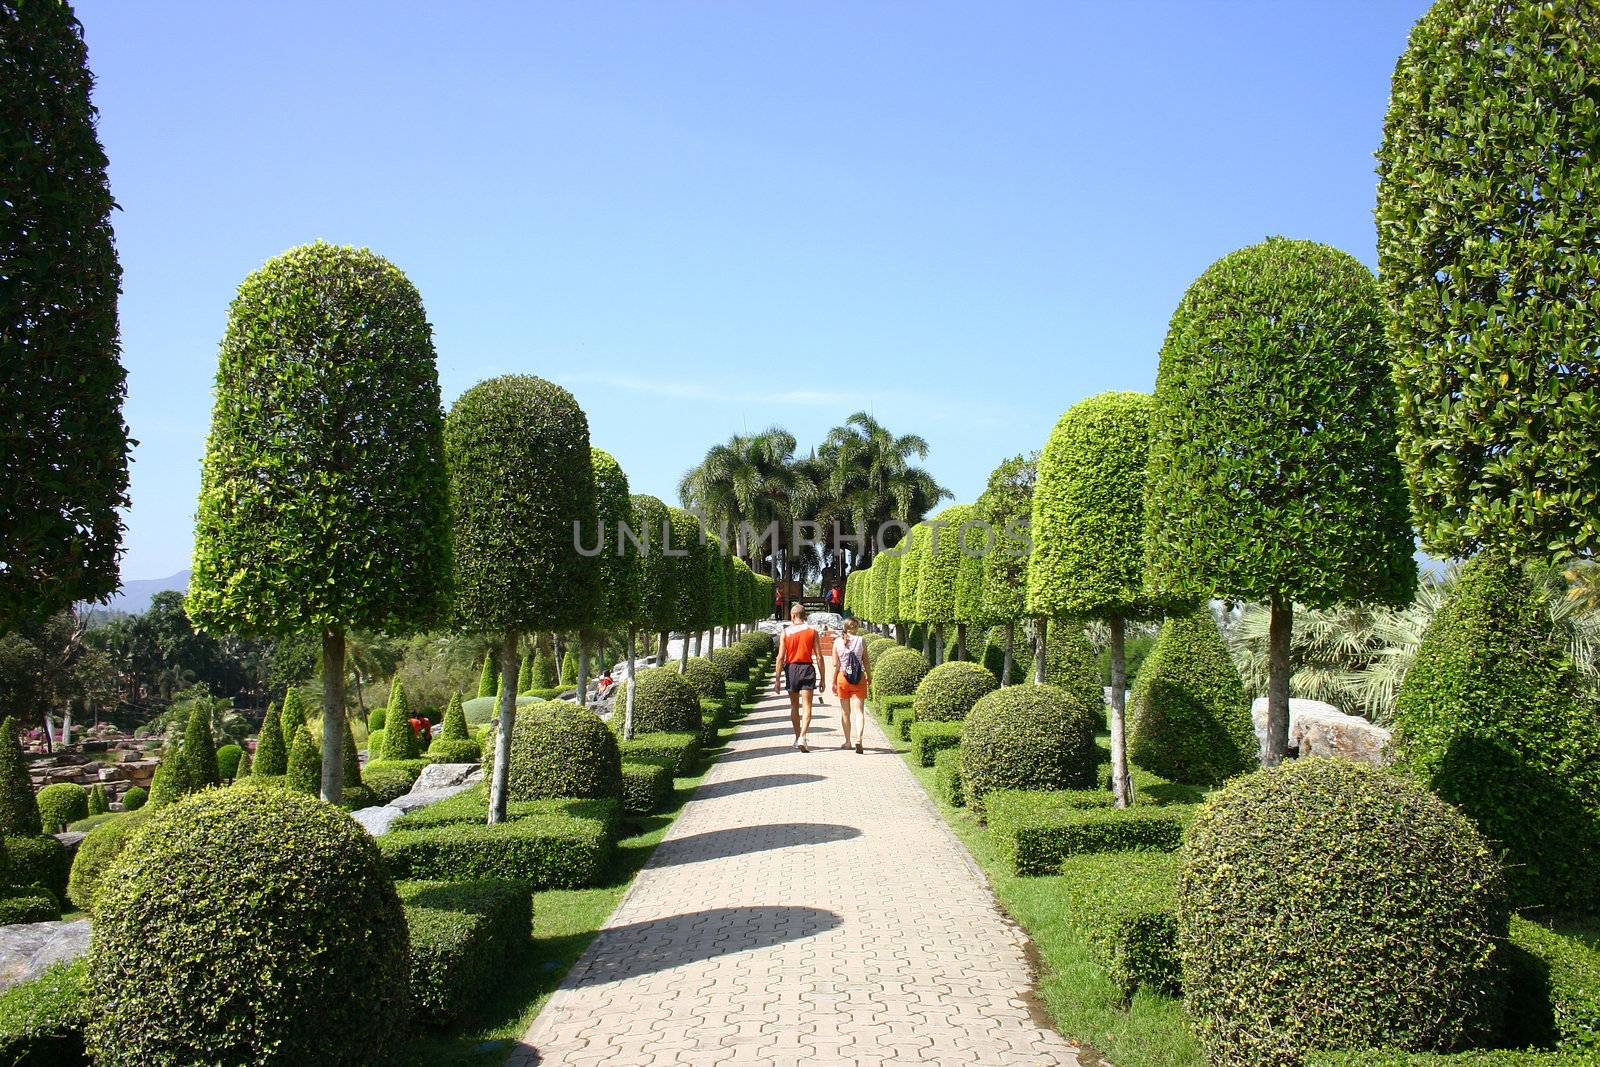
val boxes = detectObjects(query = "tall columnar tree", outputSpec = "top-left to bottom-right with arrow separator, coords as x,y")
702,532 -> 729,653
898,524 -> 929,654
978,455 -> 1035,684
730,555 -> 756,640
0,0 -> 131,629
187,243 -> 453,802
667,506 -> 708,672
445,375 -> 599,824
588,449 -> 640,709
1143,238 -> 1417,765
880,551 -> 903,641
1377,0 -> 1600,563
916,504 -> 975,665
1028,393 -> 1159,806
182,698 -> 220,789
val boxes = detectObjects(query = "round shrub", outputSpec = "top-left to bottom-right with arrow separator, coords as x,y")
120,786 -> 146,811
960,684 -> 1099,817
1178,759 -> 1508,1066
680,657 -> 727,701
35,783 -> 88,830
625,668 -> 702,734
864,634 -> 895,660
1130,608 -> 1257,786
215,744 -> 243,781
5,833 -> 69,899
739,631 -> 773,656
710,644 -> 751,682
507,703 -> 622,802
460,694 -> 535,726
912,661 -> 998,723
360,763 -> 419,807
873,647 -> 929,700
364,727 -> 385,755
84,789 -> 409,1066
367,707 -> 386,733
67,810 -> 151,911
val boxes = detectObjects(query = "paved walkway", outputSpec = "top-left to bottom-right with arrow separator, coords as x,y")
510,690 -> 1083,1067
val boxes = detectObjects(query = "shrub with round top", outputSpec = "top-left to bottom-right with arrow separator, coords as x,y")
1130,608 -> 1256,786
120,786 -> 146,811
912,661 -> 998,723
864,634 -> 895,660
680,657 -> 727,701
872,647 -> 929,700
960,684 -> 1099,817
710,644 -> 752,681
625,668 -> 703,734
1178,759 -> 1508,1067
35,783 -> 88,831
507,702 -> 622,801
67,808 -> 151,911
84,788 -> 409,1066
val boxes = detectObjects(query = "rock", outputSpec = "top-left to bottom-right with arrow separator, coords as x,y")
411,763 -> 480,792
53,831 -> 85,861
0,920 -> 91,992
1251,697 -> 1393,766
391,788 -> 467,813
350,805 -> 406,836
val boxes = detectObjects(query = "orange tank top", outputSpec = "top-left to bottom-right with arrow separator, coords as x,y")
782,625 -> 817,664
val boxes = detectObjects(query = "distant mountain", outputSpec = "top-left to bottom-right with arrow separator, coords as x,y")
97,568 -> 191,615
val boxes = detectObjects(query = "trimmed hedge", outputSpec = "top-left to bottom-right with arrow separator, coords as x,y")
625,668 -> 703,734
427,738 -> 482,765
35,783 -> 88,831
398,879 -> 533,1026
724,679 -> 752,708
0,958 -> 85,1067
0,891 -> 60,924
1055,852 -> 1181,998
960,684 -> 1100,817
933,748 -> 965,807
379,796 -> 619,888
362,762 -> 421,806
987,790 -> 1192,875
912,661 -> 997,724
461,694 -> 536,727
710,644 -> 752,682
1130,606 -> 1256,785
618,732 -> 701,777
4,834 -> 69,901
67,810 -> 150,911
1307,1054 -> 1590,1067
909,721 -> 962,767
681,657 -> 727,701
507,702 -> 622,802
873,647 -> 929,701
621,761 -> 674,815
84,789 -> 409,1067
1503,915 -> 1600,1056
879,695 -> 915,724
1179,759 -> 1509,1067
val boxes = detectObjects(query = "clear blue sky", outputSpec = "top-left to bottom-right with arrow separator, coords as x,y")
77,0 -> 1432,581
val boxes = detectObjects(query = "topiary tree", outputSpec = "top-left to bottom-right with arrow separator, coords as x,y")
516,655 -> 533,695
477,653 -> 496,698
0,0 -> 131,629
278,688 -> 306,752
627,494 -> 679,738
67,807 -> 150,912
912,661 -> 997,723
428,693 -> 481,764
872,646 -> 929,702
1130,607 -> 1256,786
1143,237 -> 1417,765
1042,621 -> 1105,721
897,525 -> 929,654
624,667 -> 703,735
187,242 -> 452,804
1179,759 -> 1508,1066
445,375 -> 599,824
667,506 -> 709,672
584,449 -> 641,709
559,649 -> 578,688
251,704 -> 287,778
285,726 -> 322,796
879,552 -> 903,639
87,782 -> 108,815
0,716 -> 41,835
681,657 -> 727,702
120,785 -> 146,811
506,703 -> 623,801
1393,552 -> 1600,912
35,782 -> 88,831
915,503 -> 975,664
366,707 -> 385,734
380,679 -> 418,761
530,650 -> 557,690
339,717 -> 362,797
1377,0 -> 1600,563
148,747 -> 196,811
182,699 -> 219,789
84,789 -> 409,1066
960,684 -> 1099,817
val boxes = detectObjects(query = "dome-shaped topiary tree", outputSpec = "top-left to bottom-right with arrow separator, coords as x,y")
872,647 -> 929,701
1178,759 -> 1508,1067
625,668 -> 702,735
1392,552 -> 1600,912
0,716 -> 42,836
1143,238 -> 1417,766
445,374 -> 599,824
0,0 -> 131,629
586,448 -> 641,710
84,789 -> 409,1066
188,242 -> 452,803
912,661 -> 998,723
35,782 -> 88,831
960,684 -> 1100,817
507,703 -> 623,802
1130,607 -> 1255,786
1377,0 -> 1600,563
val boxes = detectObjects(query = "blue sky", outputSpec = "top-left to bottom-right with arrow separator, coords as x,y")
77,0 -> 1431,581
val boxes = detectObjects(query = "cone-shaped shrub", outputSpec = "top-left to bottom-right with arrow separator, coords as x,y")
183,700 -> 220,788
427,693 -> 482,763
517,655 -> 533,694
507,703 -> 623,801
1179,759 -> 1508,1067
560,649 -> 578,687
873,647 -> 929,700
37,783 -> 89,830
380,698 -> 418,762
913,661 -> 998,723
285,726 -> 322,795
279,689 -> 306,752
625,668 -> 702,734
0,716 -> 42,835
234,748 -> 251,778
252,704 -> 287,777
477,654 -> 495,698
440,693 -> 469,741
340,717 -> 362,790
1130,608 -> 1256,786
1044,622 -> 1105,719
961,684 -> 1099,817
1393,552 -> 1600,912
84,789 -> 409,1066
532,651 -> 557,690
148,749 -> 194,811
87,783 -> 109,816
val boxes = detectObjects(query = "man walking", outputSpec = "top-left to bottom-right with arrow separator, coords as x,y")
773,601 -> 824,752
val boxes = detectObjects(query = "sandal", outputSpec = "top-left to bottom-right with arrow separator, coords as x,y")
855,743 -> 864,754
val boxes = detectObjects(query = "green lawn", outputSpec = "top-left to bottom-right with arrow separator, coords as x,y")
397,711 -> 742,1067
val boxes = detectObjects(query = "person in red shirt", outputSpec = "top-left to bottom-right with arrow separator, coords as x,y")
773,601 -> 825,752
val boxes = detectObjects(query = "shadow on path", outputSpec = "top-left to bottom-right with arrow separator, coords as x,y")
690,773 -> 825,802
646,822 -> 861,868
565,906 -> 843,988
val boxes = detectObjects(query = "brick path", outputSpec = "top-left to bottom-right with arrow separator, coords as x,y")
509,689 -> 1082,1066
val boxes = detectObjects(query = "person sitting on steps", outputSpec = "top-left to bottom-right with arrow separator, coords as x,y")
773,600 -> 825,752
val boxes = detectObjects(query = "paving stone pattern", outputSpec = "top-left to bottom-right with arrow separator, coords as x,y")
511,689 -> 1082,1066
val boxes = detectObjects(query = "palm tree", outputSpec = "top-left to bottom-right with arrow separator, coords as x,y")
818,413 -> 948,571
679,428 -> 811,576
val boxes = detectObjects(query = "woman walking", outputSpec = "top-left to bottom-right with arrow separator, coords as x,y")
832,618 -> 870,753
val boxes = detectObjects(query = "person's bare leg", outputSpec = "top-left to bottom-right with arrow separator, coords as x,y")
799,689 -> 814,749
847,696 -> 864,746
788,691 -> 802,744
839,691 -> 852,747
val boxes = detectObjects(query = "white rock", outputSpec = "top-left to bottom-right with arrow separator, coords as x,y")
411,763 -> 480,792
1251,697 -> 1393,765
0,920 -> 91,991
350,805 -> 406,836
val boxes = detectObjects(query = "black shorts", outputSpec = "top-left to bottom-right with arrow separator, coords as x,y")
784,663 -> 817,692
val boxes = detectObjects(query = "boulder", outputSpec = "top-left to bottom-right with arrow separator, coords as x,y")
0,919 -> 91,992
411,762 -> 480,793
349,805 -> 406,836
1251,697 -> 1392,766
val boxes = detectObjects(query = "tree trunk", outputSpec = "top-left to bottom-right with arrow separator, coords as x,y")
935,623 -> 946,665
1033,616 -> 1047,685
657,631 -> 668,665
894,623 -> 906,645
956,623 -> 967,662
487,630 -> 520,825
679,635 -> 689,672
1002,621 -> 1015,687
1108,615 -> 1134,808
623,629 -> 639,740
922,628 -> 932,660
577,635 -> 590,710
1265,596 -> 1293,767
320,627 -> 346,803
692,631 -> 702,656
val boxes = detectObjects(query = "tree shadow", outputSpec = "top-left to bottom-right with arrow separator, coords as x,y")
563,906 -> 843,987
690,773 -> 826,801
645,822 -> 861,868
716,744 -> 801,763
739,725 -> 839,740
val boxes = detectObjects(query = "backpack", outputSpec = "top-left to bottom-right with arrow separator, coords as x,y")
840,640 -> 863,684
